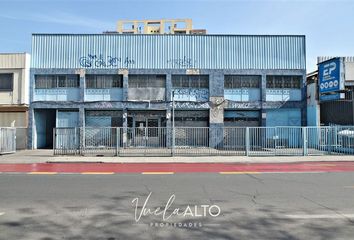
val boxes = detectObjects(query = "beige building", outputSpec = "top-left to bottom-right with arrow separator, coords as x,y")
0,53 -> 30,148
117,19 -> 206,34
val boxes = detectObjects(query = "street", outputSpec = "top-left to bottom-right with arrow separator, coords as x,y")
1,171 -> 354,239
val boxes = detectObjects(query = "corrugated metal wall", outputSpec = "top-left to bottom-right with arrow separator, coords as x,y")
0,53 -> 28,69
31,34 -> 306,70
318,56 -> 354,63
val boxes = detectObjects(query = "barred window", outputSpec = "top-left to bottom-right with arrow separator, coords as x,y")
35,75 -> 79,89
172,75 -> 209,88
85,75 -> 123,88
224,75 -> 261,89
129,75 -> 166,88
266,76 -> 302,89
0,73 -> 13,91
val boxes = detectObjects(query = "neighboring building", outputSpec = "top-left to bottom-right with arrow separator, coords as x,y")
29,34 -> 306,149
306,70 -> 320,126
116,19 -> 206,34
307,57 -> 354,126
0,53 -> 30,149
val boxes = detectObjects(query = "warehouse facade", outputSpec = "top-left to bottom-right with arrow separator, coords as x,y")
29,34 -> 306,149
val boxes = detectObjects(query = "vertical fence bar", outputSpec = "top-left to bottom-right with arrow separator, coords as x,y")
116,127 -> 119,156
245,127 -> 250,156
303,127 -> 308,156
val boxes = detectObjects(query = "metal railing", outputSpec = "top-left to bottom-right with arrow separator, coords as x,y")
53,126 -> 354,157
0,127 -> 16,154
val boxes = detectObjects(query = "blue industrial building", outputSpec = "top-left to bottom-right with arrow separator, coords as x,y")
29,34 -> 306,149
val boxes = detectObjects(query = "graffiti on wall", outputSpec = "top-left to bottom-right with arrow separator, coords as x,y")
173,88 -> 209,101
79,54 -> 135,68
167,56 -> 196,68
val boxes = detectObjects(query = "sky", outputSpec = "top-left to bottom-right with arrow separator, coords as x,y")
0,0 -> 353,72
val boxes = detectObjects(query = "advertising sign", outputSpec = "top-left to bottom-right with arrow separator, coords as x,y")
318,58 -> 343,94
319,92 -> 345,102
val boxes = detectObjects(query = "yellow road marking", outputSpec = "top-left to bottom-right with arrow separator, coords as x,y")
142,172 -> 174,175
81,172 -> 115,175
28,172 -> 57,175
220,172 -> 260,174
304,164 -> 337,167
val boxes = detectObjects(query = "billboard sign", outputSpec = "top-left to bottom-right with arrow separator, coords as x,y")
319,92 -> 345,102
318,57 -> 343,94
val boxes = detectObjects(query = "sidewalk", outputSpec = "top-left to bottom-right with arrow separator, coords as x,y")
1,150 -> 354,164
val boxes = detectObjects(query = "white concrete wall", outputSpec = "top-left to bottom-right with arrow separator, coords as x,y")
0,53 -> 30,105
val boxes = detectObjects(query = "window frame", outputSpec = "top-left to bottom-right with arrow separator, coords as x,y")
35,75 -> 80,89
129,74 -> 166,88
0,73 -> 14,91
266,75 -> 302,89
224,75 -> 261,89
172,75 -> 209,88
85,74 -> 123,89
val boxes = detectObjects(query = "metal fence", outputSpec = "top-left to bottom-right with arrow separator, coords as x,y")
0,127 -> 16,154
53,126 -> 354,157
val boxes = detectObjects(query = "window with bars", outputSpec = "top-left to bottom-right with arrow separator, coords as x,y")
129,75 -> 166,88
0,73 -> 13,91
224,75 -> 261,89
172,75 -> 209,88
35,75 -> 79,89
85,75 -> 123,88
266,76 -> 302,89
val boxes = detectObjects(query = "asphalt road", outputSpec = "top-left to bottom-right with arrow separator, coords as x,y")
0,172 -> 354,240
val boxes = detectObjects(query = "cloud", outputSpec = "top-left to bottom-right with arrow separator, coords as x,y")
0,11 -> 113,31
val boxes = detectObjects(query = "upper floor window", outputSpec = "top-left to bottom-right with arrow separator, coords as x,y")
129,75 -> 166,88
172,75 -> 209,88
86,75 -> 123,88
0,73 -> 13,91
224,75 -> 261,89
266,75 -> 302,89
35,75 -> 79,89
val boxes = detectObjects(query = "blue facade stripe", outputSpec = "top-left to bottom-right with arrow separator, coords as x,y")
31,34 -> 306,70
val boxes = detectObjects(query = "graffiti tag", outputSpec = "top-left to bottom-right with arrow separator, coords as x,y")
79,54 -> 135,68
167,56 -> 195,68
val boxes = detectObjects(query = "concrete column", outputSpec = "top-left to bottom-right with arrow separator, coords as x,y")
166,74 -> 172,102
27,107 -> 35,149
76,69 -> 85,102
261,74 -> 267,127
261,109 -> 267,127
79,107 -> 85,154
123,109 -> 128,147
301,72 -> 307,126
209,71 -> 224,148
28,71 -> 35,149
166,107 -> 172,148
120,69 -> 129,101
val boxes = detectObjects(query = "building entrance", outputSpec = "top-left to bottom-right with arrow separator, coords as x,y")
127,111 -> 167,148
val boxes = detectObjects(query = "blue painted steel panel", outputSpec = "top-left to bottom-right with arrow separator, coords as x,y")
224,110 -> 260,118
172,88 -> 209,101
266,108 -> 301,126
34,89 -> 80,101
224,89 -> 261,102
265,89 -> 302,101
31,34 -> 306,70
57,111 -> 79,127
85,89 -> 123,101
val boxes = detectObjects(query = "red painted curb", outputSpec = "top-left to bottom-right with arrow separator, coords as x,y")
0,162 -> 354,173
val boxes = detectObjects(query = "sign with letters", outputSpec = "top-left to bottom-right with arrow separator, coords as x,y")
318,57 -> 345,102
318,57 -> 343,94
